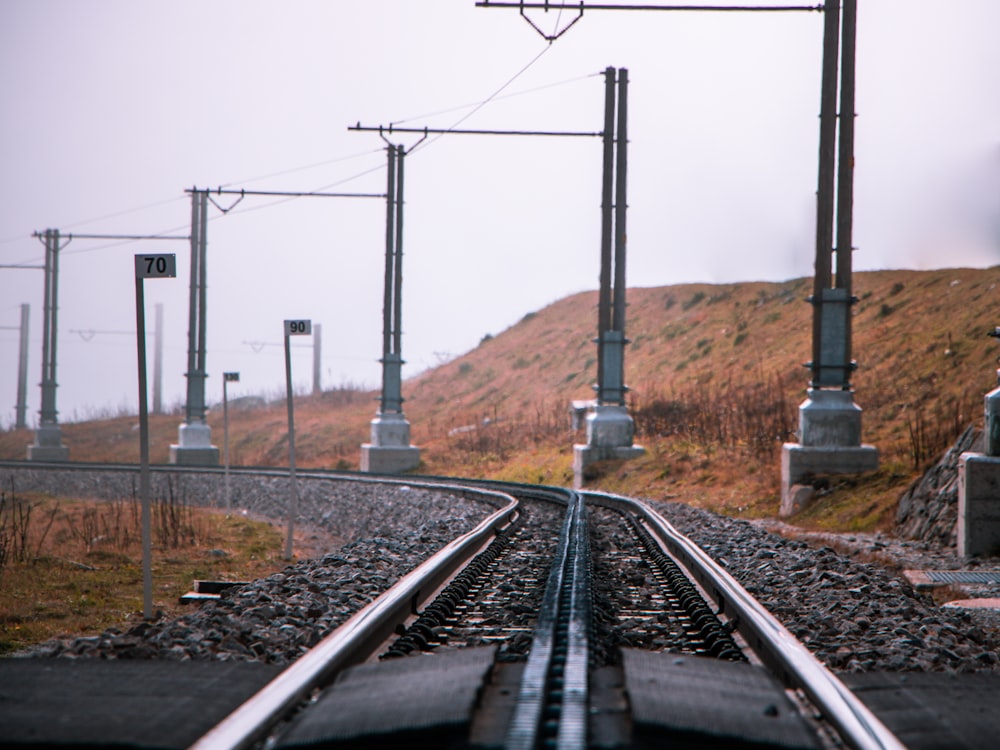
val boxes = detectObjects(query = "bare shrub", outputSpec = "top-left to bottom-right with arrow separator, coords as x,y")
0,481 -> 59,574
155,477 -> 203,549
632,374 -> 796,459
447,401 -> 570,460
905,393 -> 971,471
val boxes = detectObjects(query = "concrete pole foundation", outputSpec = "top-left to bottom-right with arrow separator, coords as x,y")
780,389 -> 878,516
958,453 -> 1000,558
956,387 -> 1000,558
27,424 -> 69,462
361,411 -> 420,474
170,422 -> 220,466
572,404 -> 645,489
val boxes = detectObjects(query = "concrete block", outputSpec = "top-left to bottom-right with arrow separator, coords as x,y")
799,389 -> 863,447
572,443 -> 646,489
26,443 -> 70,462
586,405 -> 636,448
28,425 -> 69,461
369,412 -> 412,447
169,445 -> 220,466
360,444 -> 421,474
780,442 -> 878,517
985,388 -> 1000,456
175,421 -> 214,447
573,405 -> 645,488
958,452 -> 1000,558
170,421 -> 219,466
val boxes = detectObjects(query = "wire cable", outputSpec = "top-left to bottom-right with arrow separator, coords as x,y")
408,43 -> 556,156
389,71 -> 600,127
216,147 -> 385,190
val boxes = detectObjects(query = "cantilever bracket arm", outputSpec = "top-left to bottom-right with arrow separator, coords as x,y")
516,0 -> 585,42
207,189 -> 245,215
377,125 -> 429,152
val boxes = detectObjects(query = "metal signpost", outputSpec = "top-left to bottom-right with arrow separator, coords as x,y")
283,319 -> 311,560
134,252 -> 176,620
222,372 -> 240,511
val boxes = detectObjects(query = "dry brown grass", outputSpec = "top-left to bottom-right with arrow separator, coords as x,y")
3,267 -> 998,535
0,488 -> 304,655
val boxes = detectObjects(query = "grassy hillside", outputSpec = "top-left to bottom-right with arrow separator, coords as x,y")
4,267 -> 999,534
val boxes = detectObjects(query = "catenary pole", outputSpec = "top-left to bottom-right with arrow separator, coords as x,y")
810,0 -> 841,387
597,68 -> 616,393
613,68 -> 629,337
834,0 -> 857,386
393,147 -> 405,361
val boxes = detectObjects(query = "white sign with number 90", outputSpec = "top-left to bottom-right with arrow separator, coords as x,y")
284,319 -> 312,336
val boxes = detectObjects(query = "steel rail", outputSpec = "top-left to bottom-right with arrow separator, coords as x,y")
189,484 -> 518,750
586,491 -> 907,750
505,489 -> 590,750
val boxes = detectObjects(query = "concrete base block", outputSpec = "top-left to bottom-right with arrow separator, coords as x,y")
170,422 -> 219,466
26,443 -> 70,462
169,445 -> 221,466
27,425 -> 69,462
369,412 -> 412,447
958,453 -> 1000,558
780,442 -> 879,517
360,444 -> 421,474
586,404 -> 636,447
572,444 -> 646,490
799,389 -> 864,447
572,405 -> 645,488
361,412 -> 420,474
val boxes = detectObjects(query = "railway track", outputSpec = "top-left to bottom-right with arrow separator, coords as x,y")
2,461 -> 995,748
176,474 -> 905,750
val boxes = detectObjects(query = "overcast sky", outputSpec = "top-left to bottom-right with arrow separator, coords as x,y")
1,0 -> 998,430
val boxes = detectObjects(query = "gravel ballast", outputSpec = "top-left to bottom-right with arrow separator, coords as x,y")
8,465 -> 1000,674
655,499 -> 1000,673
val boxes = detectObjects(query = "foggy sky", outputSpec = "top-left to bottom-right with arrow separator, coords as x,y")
1,1 -> 998,429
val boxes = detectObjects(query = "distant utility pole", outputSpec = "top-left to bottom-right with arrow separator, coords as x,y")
16,303 -> 29,430
358,143 -> 422,474
0,304 -> 31,429
312,323 -> 322,395
380,144 -> 405,418
777,0 -> 876,512
809,0 -> 856,391
26,229 -> 71,461
596,66 -> 629,409
171,188 -> 216,465
576,67 -> 645,485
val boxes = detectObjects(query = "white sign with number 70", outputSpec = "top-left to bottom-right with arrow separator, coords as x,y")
135,254 -> 176,278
